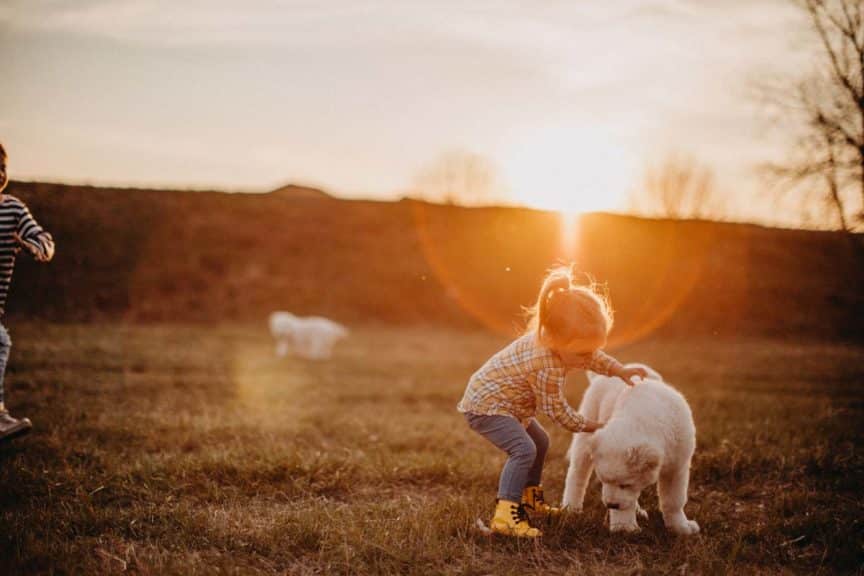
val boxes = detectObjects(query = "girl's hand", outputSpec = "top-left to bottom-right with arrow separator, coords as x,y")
619,366 -> 649,386
581,419 -> 605,433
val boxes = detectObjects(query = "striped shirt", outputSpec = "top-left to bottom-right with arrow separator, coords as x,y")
457,332 -> 623,432
0,195 -> 54,315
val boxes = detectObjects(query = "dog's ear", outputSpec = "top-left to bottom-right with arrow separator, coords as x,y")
626,444 -> 662,475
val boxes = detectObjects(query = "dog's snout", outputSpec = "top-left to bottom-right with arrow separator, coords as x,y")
606,502 -> 620,510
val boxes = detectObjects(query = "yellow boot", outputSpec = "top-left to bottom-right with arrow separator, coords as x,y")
490,499 -> 542,538
522,485 -> 561,517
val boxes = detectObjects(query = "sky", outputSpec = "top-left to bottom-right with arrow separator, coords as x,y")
0,0 -> 816,225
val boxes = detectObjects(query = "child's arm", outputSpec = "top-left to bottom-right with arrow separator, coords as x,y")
15,203 -> 54,263
589,350 -> 647,386
533,369 -> 602,433
581,419 -> 604,432
617,365 -> 648,386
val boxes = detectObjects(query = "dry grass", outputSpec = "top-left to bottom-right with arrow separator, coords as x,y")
1,323 -> 862,575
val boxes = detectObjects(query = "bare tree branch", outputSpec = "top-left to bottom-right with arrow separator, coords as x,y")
759,0 -> 864,233
629,154 -> 724,220
823,131 -> 850,230
413,150 -> 500,206
806,0 -> 863,103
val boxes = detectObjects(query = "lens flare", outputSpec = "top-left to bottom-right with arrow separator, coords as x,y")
412,201 -> 719,346
559,211 -> 580,262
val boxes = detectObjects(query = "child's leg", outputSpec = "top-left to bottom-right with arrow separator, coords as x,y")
465,414 -> 537,502
521,419 -> 562,515
524,419 -> 549,487
0,323 -> 11,412
0,322 -> 29,442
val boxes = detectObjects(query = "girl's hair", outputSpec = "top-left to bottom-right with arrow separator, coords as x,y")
525,264 -> 614,353
0,142 -> 5,160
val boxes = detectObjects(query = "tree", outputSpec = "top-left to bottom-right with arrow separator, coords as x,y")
413,150 -> 500,205
628,153 -> 725,220
763,0 -> 864,232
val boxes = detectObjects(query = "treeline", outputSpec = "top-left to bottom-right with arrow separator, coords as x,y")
6,181 -> 863,342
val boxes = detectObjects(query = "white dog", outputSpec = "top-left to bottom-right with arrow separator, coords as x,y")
562,364 -> 699,535
268,312 -> 349,360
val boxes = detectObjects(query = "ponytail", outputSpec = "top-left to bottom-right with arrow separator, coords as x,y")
525,265 -> 573,336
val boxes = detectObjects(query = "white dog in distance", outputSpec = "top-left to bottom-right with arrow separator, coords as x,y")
562,364 -> 700,535
268,312 -> 349,360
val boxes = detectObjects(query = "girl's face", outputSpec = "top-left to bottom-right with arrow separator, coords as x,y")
556,341 -> 603,365
557,348 -> 591,365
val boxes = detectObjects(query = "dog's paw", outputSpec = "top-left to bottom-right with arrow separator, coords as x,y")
610,521 -> 641,533
608,508 -> 640,533
668,519 -> 700,536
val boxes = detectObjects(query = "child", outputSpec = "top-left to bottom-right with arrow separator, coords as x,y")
0,142 -> 55,443
457,265 -> 646,538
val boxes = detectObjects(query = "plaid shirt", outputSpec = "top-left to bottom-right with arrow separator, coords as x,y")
457,332 -> 623,432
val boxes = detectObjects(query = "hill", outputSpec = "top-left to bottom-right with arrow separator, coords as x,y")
5,180 -> 863,342
269,183 -> 332,199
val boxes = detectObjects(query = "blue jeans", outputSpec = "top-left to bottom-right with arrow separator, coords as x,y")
464,413 -> 550,502
0,323 -> 10,405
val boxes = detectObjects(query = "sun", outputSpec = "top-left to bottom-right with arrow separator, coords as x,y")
501,123 -> 637,215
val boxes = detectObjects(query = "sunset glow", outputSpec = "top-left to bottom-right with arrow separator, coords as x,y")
501,124 -> 637,215
0,0 -> 814,227
558,211 -> 580,261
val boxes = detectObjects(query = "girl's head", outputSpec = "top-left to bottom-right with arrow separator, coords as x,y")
526,265 -> 614,354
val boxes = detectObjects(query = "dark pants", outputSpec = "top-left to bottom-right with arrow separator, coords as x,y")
464,413 -> 550,502
0,323 -> 10,406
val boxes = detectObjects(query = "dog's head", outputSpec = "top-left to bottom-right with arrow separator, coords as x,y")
591,427 -> 662,511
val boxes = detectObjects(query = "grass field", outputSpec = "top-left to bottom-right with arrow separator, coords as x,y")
0,323 -> 862,575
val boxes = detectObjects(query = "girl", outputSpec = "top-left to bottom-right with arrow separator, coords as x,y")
457,265 -> 646,538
